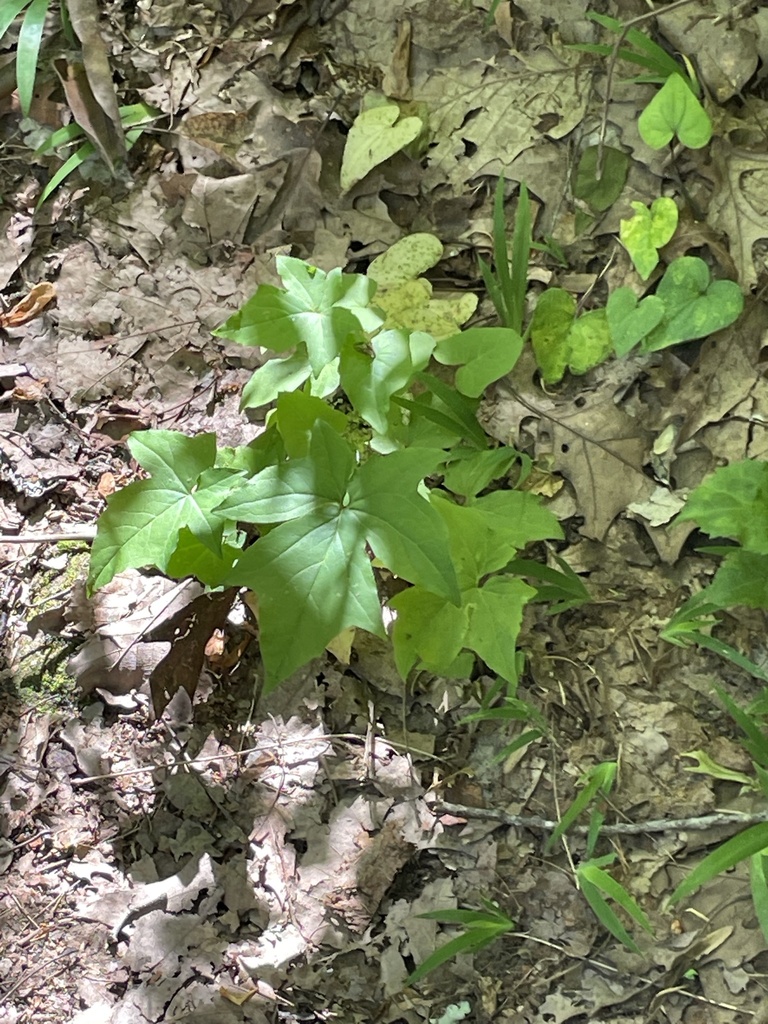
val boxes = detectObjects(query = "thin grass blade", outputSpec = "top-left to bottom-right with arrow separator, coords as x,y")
670,822 -> 768,904
578,875 -> 641,953
0,0 -> 30,39
492,175 -> 513,327
35,139 -> 94,209
509,183 -> 531,335
16,0 -> 48,115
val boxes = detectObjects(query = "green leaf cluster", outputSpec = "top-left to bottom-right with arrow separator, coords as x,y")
662,460 -> 768,930
91,251 -> 568,695
532,257 -> 743,384
570,13 -> 712,151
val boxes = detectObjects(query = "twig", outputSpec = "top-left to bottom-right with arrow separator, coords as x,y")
435,800 -> 768,835
0,528 -> 96,544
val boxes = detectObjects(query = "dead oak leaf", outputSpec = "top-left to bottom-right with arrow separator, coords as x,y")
482,359 -> 655,540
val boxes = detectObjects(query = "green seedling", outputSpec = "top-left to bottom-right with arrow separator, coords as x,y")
92,252 -> 565,701
620,197 -> 679,280
547,760 -> 617,856
572,12 -> 689,86
34,102 -> 159,208
405,901 -> 515,986
479,176 -> 531,335
662,461 -> 768,936
1,0 -> 51,115
577,854 -> 654,954
461,697 -> 547,766
663,460 -> 768,686
570,13 -> 712,151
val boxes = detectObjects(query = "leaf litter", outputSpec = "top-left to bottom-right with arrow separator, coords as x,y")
2,2 -> 768,1023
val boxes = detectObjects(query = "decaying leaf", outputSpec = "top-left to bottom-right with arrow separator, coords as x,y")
0,282 -> 56,326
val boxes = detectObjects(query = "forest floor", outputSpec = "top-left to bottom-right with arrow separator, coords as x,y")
2,1 -> 768,1023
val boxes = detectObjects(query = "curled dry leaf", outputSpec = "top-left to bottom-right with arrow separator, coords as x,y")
0,282 -> 56,327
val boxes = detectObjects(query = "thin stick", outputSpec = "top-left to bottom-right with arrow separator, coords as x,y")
0,528 -> 96,544
435,799 -> 768,835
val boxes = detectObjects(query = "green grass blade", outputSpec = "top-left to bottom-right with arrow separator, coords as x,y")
695,634 -> 768,687
714,684 -> 768,769
750,852 -> 768,943
118,101 -> 161,128
404,925 -> 507,986
16,0 -> 49,115
509,183 -> 531,336
419,907 -> 510,926
670,822 -> 768,904
479,254 -> 507,324
413,372 -> 487,449
492,175 -> 514,328
579,861 -> 654,935
489,729 -> 543,766
505,556 -> 590,612
0,0 -> 30,40
578,874 -> 640,953
35,121 -> 85,155
35,139 -> 93,210
547,761 -> 616,852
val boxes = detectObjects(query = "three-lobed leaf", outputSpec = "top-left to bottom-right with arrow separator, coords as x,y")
214,257 -> 381,374
390,490 -> 560,681
88,431 -> 244,592
217,421 -> 458,689
676,460 -> 768,553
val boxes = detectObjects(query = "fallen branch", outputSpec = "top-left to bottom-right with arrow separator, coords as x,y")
435,800 -> 768,835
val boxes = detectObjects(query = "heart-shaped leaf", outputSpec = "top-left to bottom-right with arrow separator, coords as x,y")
606,287 -> 665,356
340,103 -> 422,192
642,257 -> 743,351
638,73 -> 712,150
434,326 -> 523,396
619,197 -> 678,279
530,290 -> 612,384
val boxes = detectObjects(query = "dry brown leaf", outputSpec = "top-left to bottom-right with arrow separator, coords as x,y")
0,282 -> 56,326
483,352 -> 655,540
383,20 -> 413,101
53,58 -> 127,176
709,138 -> 768,292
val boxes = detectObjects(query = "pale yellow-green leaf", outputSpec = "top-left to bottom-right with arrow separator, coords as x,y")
340,104 -> 422,192
375,280 -> 477,339
368,233 -> 443,288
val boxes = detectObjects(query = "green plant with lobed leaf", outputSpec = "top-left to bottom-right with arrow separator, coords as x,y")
88,253 -> 571,696
656,459 -> 768,937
